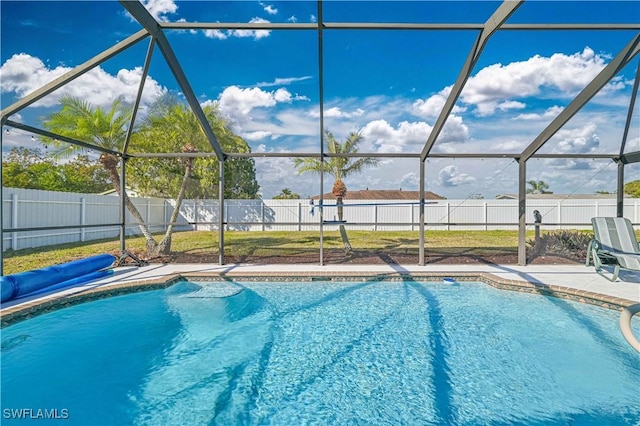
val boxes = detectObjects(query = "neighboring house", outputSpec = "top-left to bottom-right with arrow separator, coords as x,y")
494,194 -> 616,200
100,187 -> 141,198
311,189 -> 444,200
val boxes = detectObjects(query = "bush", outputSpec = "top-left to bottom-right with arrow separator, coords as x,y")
527,230 -> 593,260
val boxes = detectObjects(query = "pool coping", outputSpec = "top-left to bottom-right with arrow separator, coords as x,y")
1,271 -> 636,328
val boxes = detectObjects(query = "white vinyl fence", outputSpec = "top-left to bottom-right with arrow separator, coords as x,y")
4,187 -> 640,251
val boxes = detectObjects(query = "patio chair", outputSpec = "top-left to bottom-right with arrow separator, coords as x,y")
585,217 -> 640,281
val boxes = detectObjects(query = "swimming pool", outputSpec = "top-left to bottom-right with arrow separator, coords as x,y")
2,279 -> 639,425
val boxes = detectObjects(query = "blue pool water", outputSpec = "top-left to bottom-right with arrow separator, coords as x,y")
2,279 -> 639,425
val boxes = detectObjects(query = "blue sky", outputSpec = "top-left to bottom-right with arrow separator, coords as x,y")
2,0 -> 640,199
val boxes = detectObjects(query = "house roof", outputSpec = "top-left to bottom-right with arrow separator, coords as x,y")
311,189 -> 444,200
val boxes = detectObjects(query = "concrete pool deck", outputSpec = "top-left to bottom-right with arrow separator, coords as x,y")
2,262 -> 640,327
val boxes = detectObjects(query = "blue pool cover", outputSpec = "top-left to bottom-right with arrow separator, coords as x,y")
0,254 -> 115,303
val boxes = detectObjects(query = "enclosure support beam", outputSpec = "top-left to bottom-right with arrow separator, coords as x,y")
317,0 -> 325,267
129,151 -> 618,160
0,30 -> 149,121
218,159 -> 225,265
518,160 -> 527,266
123,38 -> 156,155
0,129 -> 4,276
419,159 -> 426,266
521,33 -> 640,162
120,1 -> 226,161
4,120 -> 123,157
617,161 -> 625,218
120,157 -> 127,253
420,0 -> 523,161
620,58 -> 640,158
617,59 -> 640,218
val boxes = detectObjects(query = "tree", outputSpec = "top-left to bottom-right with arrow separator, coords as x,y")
128,95 -> 260,253
128,96 -> 259,199
42,96 -> 158,252
43,95 -> 260,256
526,180 -> 552,194
293,130 -> 379,254
2,148 -> 112,193
273,188 -> 300,199
624,180 -> 640,197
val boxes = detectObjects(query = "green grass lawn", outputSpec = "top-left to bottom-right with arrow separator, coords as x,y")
0,229 -> 558,274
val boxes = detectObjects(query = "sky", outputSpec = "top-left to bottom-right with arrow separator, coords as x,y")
1,0 -> 640,199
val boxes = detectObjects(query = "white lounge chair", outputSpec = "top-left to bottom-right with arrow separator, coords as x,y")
586,217 -> 640,281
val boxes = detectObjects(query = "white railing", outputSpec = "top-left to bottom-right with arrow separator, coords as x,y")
3,187 -> 639,251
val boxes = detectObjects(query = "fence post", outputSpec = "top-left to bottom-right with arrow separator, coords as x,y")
447,202 -> 450,231
557,201 -> 561,230
163,200 -> 168,234
11,193 -> 18,250
144,199 -> 151,234
80,197 -> 86,242
297,202 -> 301,231
374,204 -> 378,231
484,201 -> 488,231
262,203 -> 265,232
411,204 -> 414,231
193,199 -> 198,231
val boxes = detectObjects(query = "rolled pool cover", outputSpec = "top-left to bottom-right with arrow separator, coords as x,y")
0,254 -> 116,303
21,269 -> 115,299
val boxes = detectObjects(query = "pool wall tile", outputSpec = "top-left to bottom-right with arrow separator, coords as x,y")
1,271 -> 635,327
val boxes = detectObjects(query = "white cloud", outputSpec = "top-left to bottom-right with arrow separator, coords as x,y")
202,18 -> 271,40
412,86 -> 466,118
230,17 -> 271,40
274,88 -> 293,102
260,2 -> 278,15
625,136 -> 640,153
309,106 -> 364,118
360,119 -> 433,153
514,105 -> 564,121
437,115 -> 469,144
497,100 -> 526,112
0,53 -> 166,109
400,172 -> 420,189
244,131 -> 273,141
215,86 -> 311,140
438,165 -> 476,187
218,86 -> 278,115
413,87 -> 449,117
492,140 -> 526,152
550,123 -> 600,154
310,14 -> 317,23
256,76 -> 312,88
203,28 -> 228,40
287,16 -> 298,23
141,0 -> 177,21
413,47 -> 624,125
460,47 -> 609,116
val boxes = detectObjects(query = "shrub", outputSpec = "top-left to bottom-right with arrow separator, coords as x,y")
527,230 -> 593,260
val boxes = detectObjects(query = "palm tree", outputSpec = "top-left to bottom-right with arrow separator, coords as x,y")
273,188 -> 300,199
42,96 -> 158,253
132,96 -> 207,254
294,130 -> 379,254
527,180 -> 551,194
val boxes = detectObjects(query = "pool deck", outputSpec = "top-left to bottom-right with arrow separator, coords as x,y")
2,263 -> 639,326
